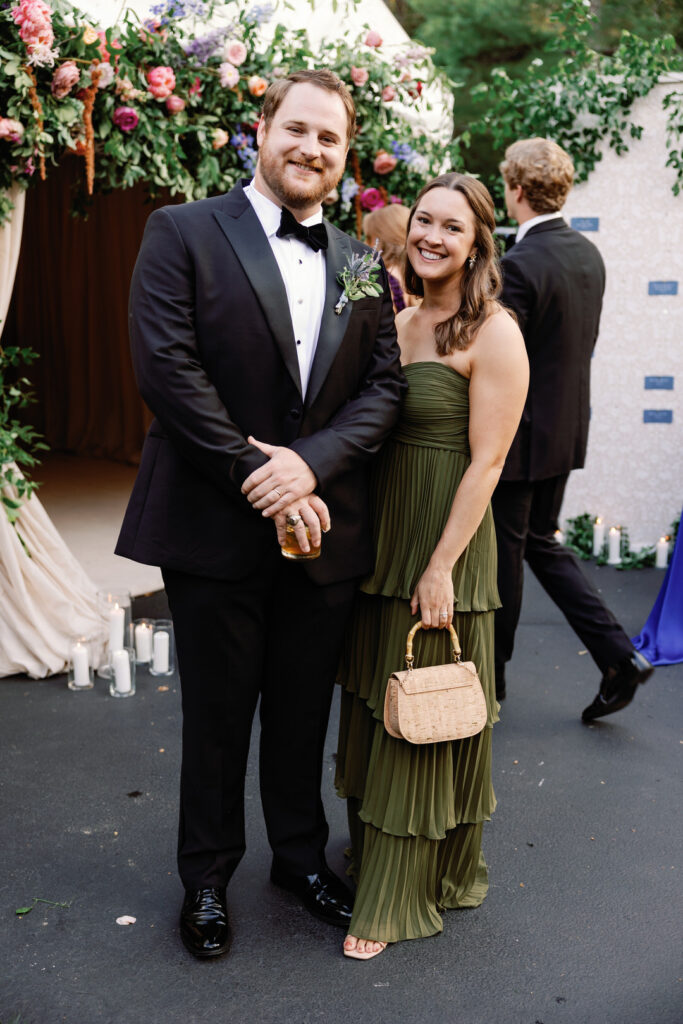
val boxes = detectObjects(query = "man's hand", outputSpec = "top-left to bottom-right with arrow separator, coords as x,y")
274,495 -> 331,553
242,436 -> 317,517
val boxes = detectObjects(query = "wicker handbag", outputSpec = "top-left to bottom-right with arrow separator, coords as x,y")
383,622 -> 487,744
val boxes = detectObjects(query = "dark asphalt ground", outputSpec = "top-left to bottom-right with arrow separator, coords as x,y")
1,564 -> 681,1024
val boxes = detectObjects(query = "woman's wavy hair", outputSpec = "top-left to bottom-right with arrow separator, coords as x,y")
404,173 -> 502,354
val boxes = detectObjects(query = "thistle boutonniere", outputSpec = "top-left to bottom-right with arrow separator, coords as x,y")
334,244 -> 383,315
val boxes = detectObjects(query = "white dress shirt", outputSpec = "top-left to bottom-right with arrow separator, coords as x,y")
514,211 -> 563,245
243,182 -> 326,396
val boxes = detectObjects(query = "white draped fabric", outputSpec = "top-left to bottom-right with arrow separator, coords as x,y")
0,185 -> 26,339
0,468 -> 108,678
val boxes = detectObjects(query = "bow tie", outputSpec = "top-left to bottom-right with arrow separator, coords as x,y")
276,206 -> 328,253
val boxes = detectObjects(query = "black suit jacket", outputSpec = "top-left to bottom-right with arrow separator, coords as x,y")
499,218 -> 605,482
115,184 -> 405,584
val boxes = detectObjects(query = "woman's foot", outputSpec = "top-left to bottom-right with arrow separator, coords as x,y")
343,934 -> 388,960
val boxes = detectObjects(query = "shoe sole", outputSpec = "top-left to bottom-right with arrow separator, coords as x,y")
180,930 -> 232,958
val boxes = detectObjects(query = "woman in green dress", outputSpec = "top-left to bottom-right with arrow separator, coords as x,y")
337,173 -> 529,959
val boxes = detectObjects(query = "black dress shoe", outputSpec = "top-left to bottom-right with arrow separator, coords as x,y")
581,650 -> 654,722
270,862 -> 353,928
180,887 -> 232,958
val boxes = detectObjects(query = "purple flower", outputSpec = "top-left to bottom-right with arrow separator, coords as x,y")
113,106 -> 139,132
182,26 -> 230,64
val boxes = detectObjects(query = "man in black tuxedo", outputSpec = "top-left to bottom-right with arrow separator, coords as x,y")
492,137 -> 653,722
116,69 -> 405,957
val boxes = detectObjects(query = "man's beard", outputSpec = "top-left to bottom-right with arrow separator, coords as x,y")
258,144 -> 340,210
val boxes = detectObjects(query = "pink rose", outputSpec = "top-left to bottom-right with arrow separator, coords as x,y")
360,188 -> 385,211
247,75 -> 268,97
223,39 -> 247,66
373,150 -> 398,175
165,94 -> 186,113
97,30 -> 121,63
350,66 -> 369,87
0,118 -> 25,142
212,128 -> 229,150
364,30 -> 383,48
113,106 -> 139,132
50,60 -> 80,99
219,62 -> 239,89
146,66 -> 176,99
381,85 -> 396,102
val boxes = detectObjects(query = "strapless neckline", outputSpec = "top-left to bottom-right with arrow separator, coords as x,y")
402,361 -> 470,384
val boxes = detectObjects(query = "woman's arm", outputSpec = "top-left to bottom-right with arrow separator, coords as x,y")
411,309 -> 529,626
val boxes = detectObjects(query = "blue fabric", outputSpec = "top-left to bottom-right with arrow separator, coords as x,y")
633,514 -> 683,665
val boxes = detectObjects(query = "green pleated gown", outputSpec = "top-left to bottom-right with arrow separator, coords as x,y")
335,361 -> 500,943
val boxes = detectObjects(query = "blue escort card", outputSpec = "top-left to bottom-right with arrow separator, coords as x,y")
644,376 -> 674,390
648,281 -> 678,296
643,410 -> 673,423
570,217 -> 599,231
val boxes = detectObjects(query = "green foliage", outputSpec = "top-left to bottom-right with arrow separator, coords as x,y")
565,511 -> 594,560
616,527 -> 656,571
464,0 -> 683,206
0,0 -> 453,231
0,345 -> 48,526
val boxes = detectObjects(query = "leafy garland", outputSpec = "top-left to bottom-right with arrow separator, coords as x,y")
0,343 -> 48,539
0,0 -> 456,230
565,512 -> 680,571
463,0 -> 683,206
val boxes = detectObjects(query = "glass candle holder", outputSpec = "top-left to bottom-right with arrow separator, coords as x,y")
149,619 -> 175,676
132,618 -> 155,664
68,636 -> 94,691
97,589 -> 132,679
109,646 -> 136,698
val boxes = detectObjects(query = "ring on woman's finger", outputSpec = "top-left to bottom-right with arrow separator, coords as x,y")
439,611 -> 448,619
286,513 -> 302,527
273,489 -> 281,498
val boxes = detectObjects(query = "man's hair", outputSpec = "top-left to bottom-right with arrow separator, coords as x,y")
500,137 -> 574,213
261,69 -> 356,144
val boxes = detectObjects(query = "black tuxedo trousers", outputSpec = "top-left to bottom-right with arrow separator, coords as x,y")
493,476 -> 633,680
163,557 -> 358,888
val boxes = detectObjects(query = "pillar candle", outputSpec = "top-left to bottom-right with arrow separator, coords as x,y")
134,623 -> 153,662
71,642 -> 90,688
607,527 -> 621,565
109,604 -> 125,652
153,631 -> 170,674
592,517 -> 605,556
655,537 -> 669,569
554,528 -> 564,545
112,649 -> 132,693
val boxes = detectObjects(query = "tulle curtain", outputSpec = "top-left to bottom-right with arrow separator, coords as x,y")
0,184 -> 26,341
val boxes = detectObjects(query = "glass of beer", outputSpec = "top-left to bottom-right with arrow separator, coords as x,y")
281,521 -> 321,560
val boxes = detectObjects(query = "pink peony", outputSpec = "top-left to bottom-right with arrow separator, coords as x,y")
360,188 -> 386,211
51,60 -> 79,99
223,39 -> 247,66
350,66 -> 369,87
381,85 -> 396,102
247,75 -> 268,97
11,0 -> 54,50
364,30 -> 383,48
165,94 -> 186,114
113,106 -> 139,132
0,118 -> 25,142
212,128 -> 229,150
146,66 -> 176,99
373,150 -> 398,175
219,62 -> 239,89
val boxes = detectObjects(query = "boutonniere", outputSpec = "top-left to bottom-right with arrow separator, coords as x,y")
334,244 -> 383,315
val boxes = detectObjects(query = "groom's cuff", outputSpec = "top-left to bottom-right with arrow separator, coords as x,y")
231,448 -> 269,490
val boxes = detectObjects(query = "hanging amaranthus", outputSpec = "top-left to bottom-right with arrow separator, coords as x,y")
24,67 -> 46,180
80,64 -> 101,194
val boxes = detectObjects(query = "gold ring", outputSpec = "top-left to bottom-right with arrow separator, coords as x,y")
286,514 -> 302,527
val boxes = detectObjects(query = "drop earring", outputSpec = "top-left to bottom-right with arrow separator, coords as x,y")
468,253 -> 477,270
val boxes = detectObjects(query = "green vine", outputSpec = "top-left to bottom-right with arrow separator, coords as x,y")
0,344 -> 49,529
465,0 -> 683,205
565,511 -> 679,571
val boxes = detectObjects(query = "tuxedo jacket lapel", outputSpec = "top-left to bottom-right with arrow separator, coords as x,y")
305,224 -> 354,408
213,188 -> 303,397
